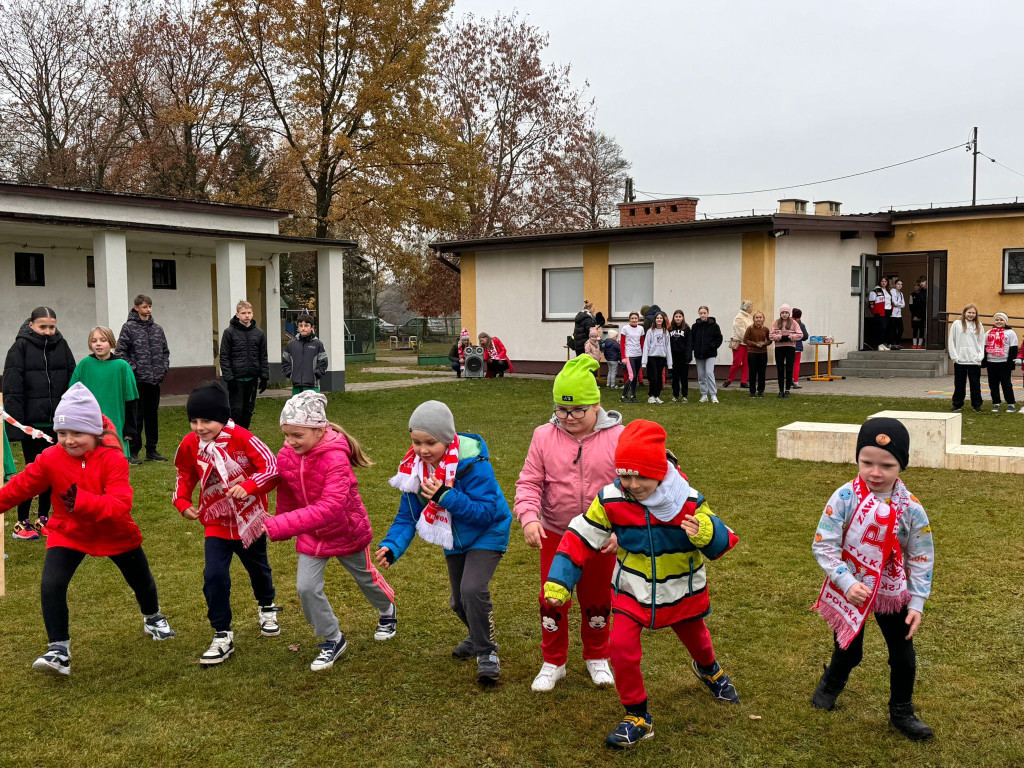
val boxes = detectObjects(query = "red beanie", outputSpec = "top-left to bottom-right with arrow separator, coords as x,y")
615,420 -> 669,481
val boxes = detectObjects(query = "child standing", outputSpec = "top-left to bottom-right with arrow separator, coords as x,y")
909,277 -> 928,348
70,327 -> 139,456
0,384 -> 174,676
889,279 -> 906,350
3,306 -> 76,540
375,400 -> 512,684
219,300 -> 269,429
769,304 -> 802,398
641,312 -> 672,404
584,326 -> 603,366
281,314 -> 327,394
515,356 -> 623,692
790,309 -> 809,389
601,328 -> 621,388
448,329 -> 471,378
265,391 -> 396,672
691,306 -> 723,404
984,312 -> 1018,412
172,381 -> 281,666
948,304 -> 985,413
544,420 -> 739,748
743,311 -> 770,397
668,310 -> 692,402
811,418 -> 935,741
619,312 -> 645,403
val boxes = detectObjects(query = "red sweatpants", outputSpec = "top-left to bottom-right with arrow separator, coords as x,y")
793,351 -> 802,383
727,345 -> 748,384
539,529 -> 616,665
609,612 -> 716,707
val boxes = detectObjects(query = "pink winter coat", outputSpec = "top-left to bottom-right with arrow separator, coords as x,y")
514,409 -> 624,536
265,428 -> 373,557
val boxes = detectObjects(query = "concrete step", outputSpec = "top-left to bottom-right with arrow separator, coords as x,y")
839,358 -> 946,371
834,367 -> 948,378
846,350 -> 948,361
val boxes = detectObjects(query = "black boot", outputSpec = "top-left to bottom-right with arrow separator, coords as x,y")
811,665 -> 846,711
889,702 -> 934,741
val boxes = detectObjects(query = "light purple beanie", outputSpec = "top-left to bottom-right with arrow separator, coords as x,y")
54,383 -> 103,435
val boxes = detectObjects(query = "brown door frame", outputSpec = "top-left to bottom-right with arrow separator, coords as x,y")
877,250 -> 947,350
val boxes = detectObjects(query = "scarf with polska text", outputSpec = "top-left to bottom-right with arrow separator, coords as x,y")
812,476 -> 911,649
196,420 -> 268,548
389,435 -> 461,549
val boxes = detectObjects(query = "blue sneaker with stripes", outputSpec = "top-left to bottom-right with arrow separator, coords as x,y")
605,713 -> 653,748
692,660 -> 739,702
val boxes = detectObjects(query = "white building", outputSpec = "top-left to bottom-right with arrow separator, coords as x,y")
0,181 -> 354,392
434,198 -> 893,377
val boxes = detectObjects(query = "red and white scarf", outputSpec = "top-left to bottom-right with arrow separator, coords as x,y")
1,408 -> 54,442
813,476 -> 911,649
986,327 -> 1008,357
196,421 -> 268,548
389,435 -> 461,549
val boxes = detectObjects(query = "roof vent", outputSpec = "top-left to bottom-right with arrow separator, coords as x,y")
813,200 -> 842,216
778,198 -> 808,215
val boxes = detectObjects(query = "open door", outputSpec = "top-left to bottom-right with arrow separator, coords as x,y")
927,252 -> 947,350
859,254 -> 882,350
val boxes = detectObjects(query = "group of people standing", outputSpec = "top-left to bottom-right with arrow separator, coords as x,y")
867,276 -> 928,351
448,329 -> 514,378
947,304 -> 1021,413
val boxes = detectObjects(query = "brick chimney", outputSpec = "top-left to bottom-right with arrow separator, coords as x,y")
813,200 -> 842,216
617,197 -> 698,227
778,198 -> 808,214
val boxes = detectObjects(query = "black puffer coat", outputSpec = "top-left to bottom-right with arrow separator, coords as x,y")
115,308 -> 170,385
573,310 -> 596,354
691,317 -> 724,360
220,316 -> 269,381
3,322 -> 76,441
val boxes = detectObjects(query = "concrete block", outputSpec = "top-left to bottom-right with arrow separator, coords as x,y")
945,445 -> 1024,474
869,410 -> 962,469
777,422 -> 859,464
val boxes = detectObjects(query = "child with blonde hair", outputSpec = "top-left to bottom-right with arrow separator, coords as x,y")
948,304 -> 985,412
70,326 -> 138,456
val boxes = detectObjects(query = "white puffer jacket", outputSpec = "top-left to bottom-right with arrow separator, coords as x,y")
948,320 -> 986,365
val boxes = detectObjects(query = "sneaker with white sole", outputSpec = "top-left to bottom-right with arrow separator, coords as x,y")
32,644 -> 71,676
654,397 -> 663,404
1009,404 -> 1017,413
647,396 -> 656,404
143,613 -> 176,641
258,604 -> 281,637
11,521 -> 39,540
310,635 -> 347,671
699,395 -> 708,403
530,662 -> 566,692
993,403 -> 1001,412
586,658 -> 615,686
711,396 -> 719,404
374,608 -> 397,641
681,397 -> 687,403
200,631 -> 234,666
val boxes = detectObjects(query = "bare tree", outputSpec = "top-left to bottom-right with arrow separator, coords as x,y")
554,127 -> 631,229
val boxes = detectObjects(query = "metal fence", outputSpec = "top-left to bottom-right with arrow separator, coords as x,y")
344,318 -> 377,362
415,316 -> 461,365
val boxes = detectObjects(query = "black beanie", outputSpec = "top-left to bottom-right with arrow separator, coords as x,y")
856,418 -> 910,470
187,381 -> 231,423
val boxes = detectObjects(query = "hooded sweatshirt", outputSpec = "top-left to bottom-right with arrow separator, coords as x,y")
948,319 -> 986,365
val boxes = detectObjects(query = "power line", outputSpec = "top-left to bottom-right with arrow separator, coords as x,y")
635,141 -> 969,199
978,151 -> 1024,180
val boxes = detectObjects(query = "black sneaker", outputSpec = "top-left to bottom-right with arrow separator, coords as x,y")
128,453 -> 143,466
310,635 -> 347,671
811,664 -> 846,711
452,637 -> 474,660
32,644 -> 71,676
477,653 -> 500,684
722,380 -> 732,388
889,703 -> 934,741
374,608 -> 397,641
146,451 -> 168,462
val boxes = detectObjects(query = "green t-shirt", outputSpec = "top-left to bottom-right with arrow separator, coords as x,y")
3,427 -> 14,481
69,356 -> 139,455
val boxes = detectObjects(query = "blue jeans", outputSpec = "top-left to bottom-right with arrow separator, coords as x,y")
203,534 -> 275,631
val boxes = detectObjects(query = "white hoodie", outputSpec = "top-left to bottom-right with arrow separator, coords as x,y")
948,319 -> 986,365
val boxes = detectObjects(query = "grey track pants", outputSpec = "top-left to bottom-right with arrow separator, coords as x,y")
296,549 -> 395,640
695,356 -> 718,396
446,549 -> 502,657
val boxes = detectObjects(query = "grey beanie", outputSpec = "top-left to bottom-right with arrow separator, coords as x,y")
409,400 -> 456,445
54,382 -> 104,435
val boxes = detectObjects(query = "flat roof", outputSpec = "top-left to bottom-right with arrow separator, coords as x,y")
888,201 -> 1024,219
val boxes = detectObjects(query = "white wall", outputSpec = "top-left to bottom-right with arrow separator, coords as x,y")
774,232 -> 876,361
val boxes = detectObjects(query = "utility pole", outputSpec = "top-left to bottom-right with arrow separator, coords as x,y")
971,126 -> 979,206
623,177 -> 635,203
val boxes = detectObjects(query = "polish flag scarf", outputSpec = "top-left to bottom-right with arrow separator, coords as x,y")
1,408 -> 54,442
986,327 -> 1008,357
389,435 -> 461,549
813,476 -> 911,649
196,421 -> 268,548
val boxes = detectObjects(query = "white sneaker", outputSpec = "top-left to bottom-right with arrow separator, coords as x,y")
647,396 -> 656,403
200,631 -> 234,666
530,662 -> 566,692
586,658 -> 615,687
699,395 -> 708,403
654,397 -> 664,404
681,397 -> 688,403
258,604 -> 281,637
143,613 -> 176,641
671,397 -> 678,402
711,396 -> 719,404
32,644 -> 71,676
877,344 -> 889,351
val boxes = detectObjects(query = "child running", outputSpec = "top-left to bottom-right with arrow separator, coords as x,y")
264,391 -> 396,672
811,418 -> 935,740
544,420 -> 739,748
0,383 -> 174,676
376,400 -> 512,685
984,312 -> 1018,412
515,356 -> 623,692
70,327 -> 139,455
172,380 -> 280,666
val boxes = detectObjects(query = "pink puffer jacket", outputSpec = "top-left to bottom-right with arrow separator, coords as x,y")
514,409 -> 624,536
265,428 -> 372,557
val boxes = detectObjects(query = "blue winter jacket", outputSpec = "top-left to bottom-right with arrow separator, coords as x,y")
380,433 -> 512,562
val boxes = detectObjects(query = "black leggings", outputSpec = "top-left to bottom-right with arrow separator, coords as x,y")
826,607 -> 916,705
18,429 -> 56,522
889,317 -> 904,346
748,353 -> 767,394
911,318 -> 925,340
986,361 -> 1016,405
41,546 -> 160,643
952,363 -> 983,410
774,347 -> 796,392
646,357 -> 667,399
623,356 -> 642,398
671,362 -> 690,399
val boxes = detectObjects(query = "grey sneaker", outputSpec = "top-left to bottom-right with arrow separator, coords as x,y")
477,653 -> 500,684
452,637 -> 474,660
143,613 -> 176,641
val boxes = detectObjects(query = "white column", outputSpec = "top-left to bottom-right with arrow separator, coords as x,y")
93,230 -> 128,329
265,254 -> 282,366
215,240 -> 248,346
317,247 -> 347,392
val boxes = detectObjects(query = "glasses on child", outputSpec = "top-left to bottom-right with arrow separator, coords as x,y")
553,405 -> 592,421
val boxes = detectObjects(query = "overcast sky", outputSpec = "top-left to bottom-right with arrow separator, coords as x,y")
452,0 -> 1024,217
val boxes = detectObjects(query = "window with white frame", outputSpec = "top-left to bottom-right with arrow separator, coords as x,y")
543,267 -> 583,320
1003,249 -> 1024,292
610,263 -> 654,318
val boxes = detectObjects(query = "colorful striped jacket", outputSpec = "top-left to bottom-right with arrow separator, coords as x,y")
544,477 -> 737,629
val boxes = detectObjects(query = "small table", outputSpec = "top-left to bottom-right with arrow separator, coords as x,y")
810,342 -> 845,381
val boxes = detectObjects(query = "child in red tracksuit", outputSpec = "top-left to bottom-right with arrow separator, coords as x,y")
0,383 -> 174,677
514,355 -> 623,692
544,420 -> 739,749
172,380 -> 279,666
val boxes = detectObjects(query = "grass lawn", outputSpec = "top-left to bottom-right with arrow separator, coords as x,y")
1,380 -> 1022,768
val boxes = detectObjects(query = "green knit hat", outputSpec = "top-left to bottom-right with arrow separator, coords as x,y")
553,356 -> 601,405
